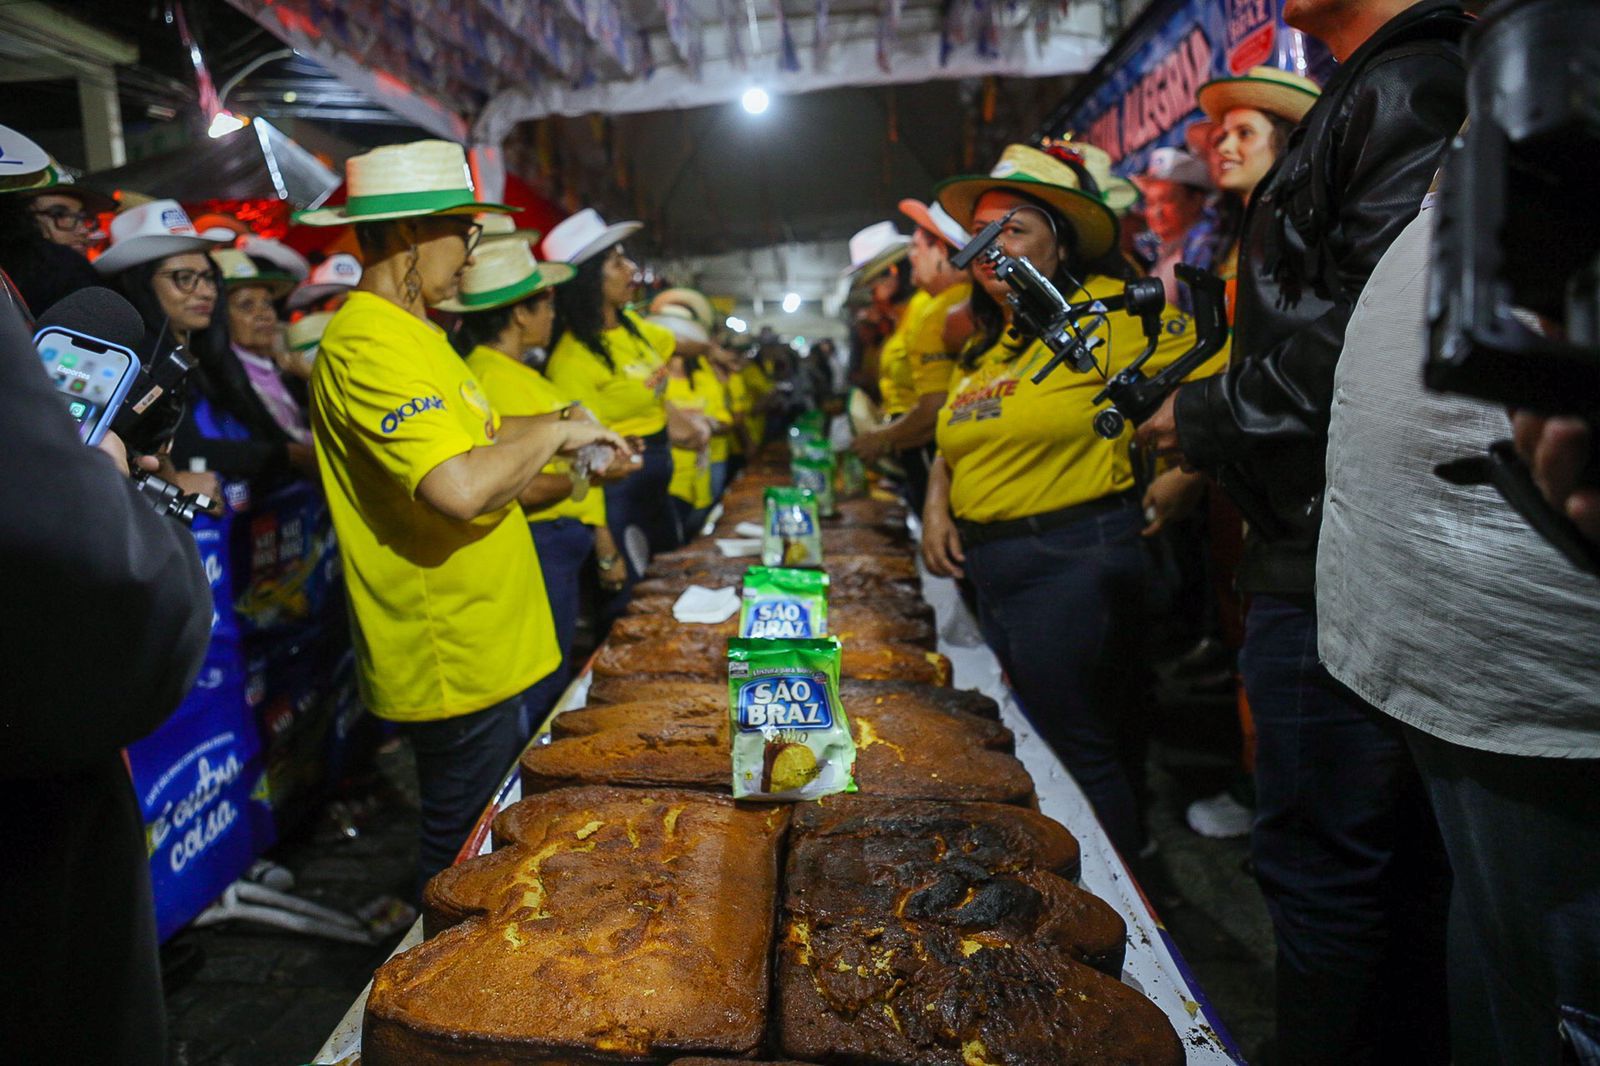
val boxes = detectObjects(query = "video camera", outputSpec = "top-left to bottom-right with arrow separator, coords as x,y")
950,213 -> 1229,437
1426,0 -> 1600,573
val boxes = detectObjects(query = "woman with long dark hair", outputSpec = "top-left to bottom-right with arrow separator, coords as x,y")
921,144 -> 1226,857
543,209 -> 681,611
0,166 -> 111,315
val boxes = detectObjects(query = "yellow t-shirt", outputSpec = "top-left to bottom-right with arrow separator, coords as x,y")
665,364 -> 730,508
906,282 -> 971,399
877,290 -> 931,417
463,345 -> 606,529
545,310 -> 673,437
936,275 -> 1229,524
705,369 -> 735,464
309,292 -> 560,721
722,368 -> 750,456
740,361 -> 773,451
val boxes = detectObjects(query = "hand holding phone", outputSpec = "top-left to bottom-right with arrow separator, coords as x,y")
34,326 -> 140,446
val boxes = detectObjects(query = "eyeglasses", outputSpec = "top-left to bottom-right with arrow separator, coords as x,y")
32,205 -> 96,231
155,268 -> 222,294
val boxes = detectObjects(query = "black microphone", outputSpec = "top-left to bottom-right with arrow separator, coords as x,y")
35,286 -> 146,351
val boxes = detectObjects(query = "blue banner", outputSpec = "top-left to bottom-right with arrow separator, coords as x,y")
1043,0 -> 1334,175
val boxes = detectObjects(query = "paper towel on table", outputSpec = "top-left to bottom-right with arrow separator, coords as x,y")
715,538 -> 762,558
672,585 -> 740,624
735,521 -> 763,538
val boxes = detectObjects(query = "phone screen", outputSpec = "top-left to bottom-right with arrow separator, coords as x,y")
35,328 -> 139,445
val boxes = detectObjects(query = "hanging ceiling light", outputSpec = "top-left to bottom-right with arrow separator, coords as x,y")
781,292 -> 802,314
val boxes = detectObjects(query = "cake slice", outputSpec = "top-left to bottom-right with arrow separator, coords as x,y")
591,635 -> 952,686
606,604 -> 936,648
583,677 -> 1000,722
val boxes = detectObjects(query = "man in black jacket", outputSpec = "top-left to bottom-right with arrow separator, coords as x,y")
0,290 -> 212,1063
1137,1 -> 1470,1061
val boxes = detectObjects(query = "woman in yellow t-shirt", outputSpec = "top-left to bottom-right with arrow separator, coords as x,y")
441,227 -> 629,710
924,143 -> 1225,857
543,209 -> 679,608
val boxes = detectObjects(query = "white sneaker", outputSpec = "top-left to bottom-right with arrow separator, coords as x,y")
1185,792 -> 1253,839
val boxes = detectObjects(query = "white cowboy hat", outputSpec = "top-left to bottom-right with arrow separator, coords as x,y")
649,287 -> 716,331
238,234 -> 310,280
296,139 -> 514,227
431,231 -> 575,313
286,253 -> 363,310
0,124 -> 54,193
287,311 -> 335,353
646,304 -> 710,346
936,144 -> 1121,261
540,207 -> 642,266
1132,147 -> 1214,191
898,199 -> 972,251
476,211 -> 542,246
93,198 -> 231,275
843,221 -> 911,281
212,247 -> 295,299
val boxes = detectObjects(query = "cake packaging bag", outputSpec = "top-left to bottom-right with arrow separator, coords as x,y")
792,455 -> 838,517
762,487 -> 823,567
740,565 -> 830,638
836,450 -> 868,498
728,637 -> 856,801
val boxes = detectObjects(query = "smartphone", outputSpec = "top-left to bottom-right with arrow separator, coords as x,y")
34,326 -> 141,446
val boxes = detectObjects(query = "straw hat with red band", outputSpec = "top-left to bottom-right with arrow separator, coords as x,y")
93,198 -> 232,275
431,229 -> 574,314
935,143 -> 1120,261
296,140 -> 514,227
898,199 -> 971,251
1197,66 -> 1321,124
1037,138 -> 1141,218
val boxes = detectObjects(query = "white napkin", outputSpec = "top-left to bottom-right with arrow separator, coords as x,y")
735,521 -> 764,538
672,584 -> 740,624
715,537 -> 763,558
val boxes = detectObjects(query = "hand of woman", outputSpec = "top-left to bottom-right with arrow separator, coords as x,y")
1141,467 -> 1208,537
594,528 -> 628,590
558,421 -> 633,458
853,429 -> 889,465
921,506 -> 966,580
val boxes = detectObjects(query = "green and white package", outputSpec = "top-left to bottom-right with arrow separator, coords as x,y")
836,450 -> 868,498
740,565 -> 830,638
762,487 -> 823,567
793,455 -> 837,517
727,637 -> 856,801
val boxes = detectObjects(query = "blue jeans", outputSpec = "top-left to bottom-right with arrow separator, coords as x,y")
710,459 -> 729,503
602,430 -> 675,622
1241,595 -> 1450,1065
528,517 -> 594,702
1404,726 -> 1600,1066
963,499 -> 1150,856
399,691 -> 527,896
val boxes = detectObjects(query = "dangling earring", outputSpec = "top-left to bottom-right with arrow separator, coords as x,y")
402,245 -> 423,309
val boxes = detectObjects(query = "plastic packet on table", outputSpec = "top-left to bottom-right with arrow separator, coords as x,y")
762,487 -> 823,567
740,565 -> 830,638
728,637 -> 856,800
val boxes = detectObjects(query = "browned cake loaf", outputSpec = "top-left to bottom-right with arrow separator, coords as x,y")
721,494 -> 907,532
669,1061 -> 819,1065
367,787 -> 788,1065
520,699 -> 1034,804
591,634 -> 951,686
784,796 -> 1124,975
624,588 -> 936,623
632,554 -> 920,601
606,604 -> 936,648
583,677 -> 1001,721
648,527 -> 907,570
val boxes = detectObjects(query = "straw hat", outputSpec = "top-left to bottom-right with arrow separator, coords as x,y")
287,253 -> 363,310
650,287 -> 716,332
287,311 -> 335,353
296,140 -> 514,227
238,234 -> 311,281
8,157 -> 117,215
212,247 -> 295,298
477,211 -> 542,246
540,207 -> 642,266
1197,66 -> 1321,125
898,199 -> 971,250
647,304 -> 710,346
1132,147 -> 1213,191
1038,139 -> 1141,217
431,230 -> 575,313
93,198 -> 231,275
935,144 -> 1120,261
0,124 -> 53,193
843,221 -> 911,282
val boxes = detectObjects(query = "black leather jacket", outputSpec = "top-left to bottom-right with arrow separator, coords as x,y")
1174,0 -> 1470,595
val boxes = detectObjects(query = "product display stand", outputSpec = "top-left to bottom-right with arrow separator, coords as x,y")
313,553 -> 1244,1065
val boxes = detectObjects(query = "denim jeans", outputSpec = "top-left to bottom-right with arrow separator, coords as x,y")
1404,725 -> 1600,1066
399,691 -> 527,896
1241,595 -> 1450,1065
529,516 -> 594,695
710,459 -> 729,503
963,499 -> 1150,856
601,430 -> 675,623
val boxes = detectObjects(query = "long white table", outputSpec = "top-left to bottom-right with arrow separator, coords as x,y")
314,564 -> 1244,1065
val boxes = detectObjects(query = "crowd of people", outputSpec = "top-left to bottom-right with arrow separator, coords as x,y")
2,0 -> 1597,1063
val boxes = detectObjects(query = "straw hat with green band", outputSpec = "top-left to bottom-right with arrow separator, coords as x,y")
296,140 -> 514,227
431,230 -> 575,313
212,247 -> 295,298
936,143 -> 1120,261
1196,66 -> 1321,125
287,311 -> 335,353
